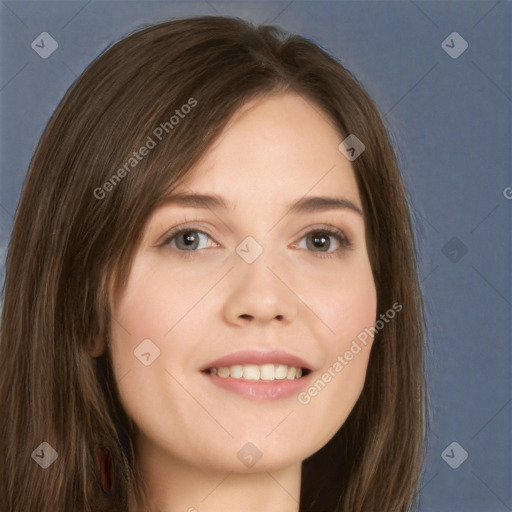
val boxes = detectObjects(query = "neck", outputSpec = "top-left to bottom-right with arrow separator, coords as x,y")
136,434 -> 302,512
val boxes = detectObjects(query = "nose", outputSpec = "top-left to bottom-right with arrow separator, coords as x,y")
222,250 -> 298,327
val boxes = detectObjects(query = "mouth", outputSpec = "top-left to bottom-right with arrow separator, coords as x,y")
202,364 -> 311,381
199,349 -> 314,399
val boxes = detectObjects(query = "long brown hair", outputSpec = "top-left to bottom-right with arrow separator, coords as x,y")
0,15 -> 426,512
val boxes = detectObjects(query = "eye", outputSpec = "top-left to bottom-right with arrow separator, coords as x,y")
294,227 -> 352,259
162,228 -> 215,253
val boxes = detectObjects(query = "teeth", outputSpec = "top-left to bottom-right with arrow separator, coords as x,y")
217,367 -> 230,378
275,364 -> 288,379
242,365 -> 259,380
230,365 -> 243,378
209,364 -> 305,381
260,364 -> 274,381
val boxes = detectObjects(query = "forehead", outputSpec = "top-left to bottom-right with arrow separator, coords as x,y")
174,92 -> 361,206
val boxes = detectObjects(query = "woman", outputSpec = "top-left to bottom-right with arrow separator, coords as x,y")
0,15 -> 427,512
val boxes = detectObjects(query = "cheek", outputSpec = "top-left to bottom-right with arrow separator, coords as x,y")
110,256 -> 209,355
107,255 -> 222,424
307,253 -> 377,344
326,258 -> 377,396
291,256 -> 376,446
107,263 -> 188,409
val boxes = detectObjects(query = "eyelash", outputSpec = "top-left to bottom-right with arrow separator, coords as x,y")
160,217 -> 352,260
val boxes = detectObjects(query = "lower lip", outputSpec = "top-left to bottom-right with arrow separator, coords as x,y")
201,371 -> 314,400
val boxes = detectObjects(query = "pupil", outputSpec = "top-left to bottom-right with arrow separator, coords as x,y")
311,232 -> 328,250
182,232 -> 197,247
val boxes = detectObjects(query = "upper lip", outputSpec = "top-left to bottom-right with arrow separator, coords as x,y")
202,349 -> 314,371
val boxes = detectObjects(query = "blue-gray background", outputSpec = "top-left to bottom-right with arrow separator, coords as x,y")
1,1 -> 510,511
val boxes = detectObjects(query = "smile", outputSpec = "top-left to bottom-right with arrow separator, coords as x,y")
200,349 -> 315,399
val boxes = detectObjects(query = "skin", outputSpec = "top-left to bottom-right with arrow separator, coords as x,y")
94,92 -> 377,512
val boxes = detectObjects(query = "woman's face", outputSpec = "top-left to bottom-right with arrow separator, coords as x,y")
108,92 -> 377,473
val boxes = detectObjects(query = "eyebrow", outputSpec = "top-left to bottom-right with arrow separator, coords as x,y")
161,193 -> 363,216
